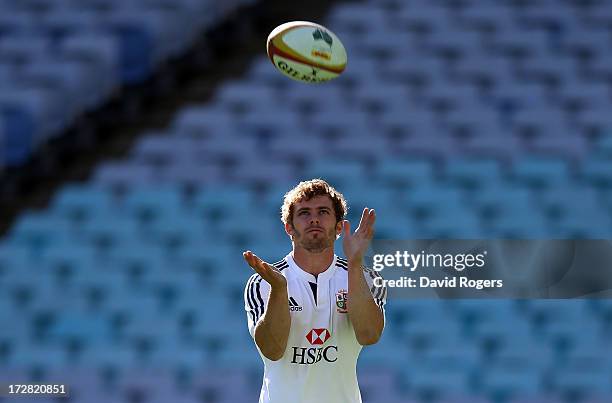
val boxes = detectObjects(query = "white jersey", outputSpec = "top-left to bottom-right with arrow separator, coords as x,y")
244,253 -> 387,403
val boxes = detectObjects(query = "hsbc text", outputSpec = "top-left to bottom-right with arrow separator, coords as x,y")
291,346 -> 338,365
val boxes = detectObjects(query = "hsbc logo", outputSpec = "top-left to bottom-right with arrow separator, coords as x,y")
291,328 -> 337,365
306,328 -> 331,345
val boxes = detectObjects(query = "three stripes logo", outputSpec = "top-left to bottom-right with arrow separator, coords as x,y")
289,296 -> 302,312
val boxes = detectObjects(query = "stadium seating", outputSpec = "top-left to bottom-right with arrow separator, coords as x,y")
0,0 -> 253,169
2,0 -> 612,401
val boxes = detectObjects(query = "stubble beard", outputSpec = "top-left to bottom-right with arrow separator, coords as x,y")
292,226 -> 336,253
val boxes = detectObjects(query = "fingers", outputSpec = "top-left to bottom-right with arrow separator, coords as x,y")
244,250 -> 277,277
356,207 -> 376,235
343,220 -> 351,238
243,251 -> 266,272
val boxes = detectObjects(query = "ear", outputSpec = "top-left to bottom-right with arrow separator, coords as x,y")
285,221 -> 293,237
335,221 -> 343,238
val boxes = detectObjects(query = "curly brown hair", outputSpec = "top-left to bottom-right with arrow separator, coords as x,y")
281,179 -> 347,226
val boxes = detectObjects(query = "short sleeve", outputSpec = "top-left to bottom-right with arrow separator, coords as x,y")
244,273 -> 271,338
363,267 -> 387,313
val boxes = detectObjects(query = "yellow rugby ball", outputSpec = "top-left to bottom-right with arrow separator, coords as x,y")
266,21 -> 347,84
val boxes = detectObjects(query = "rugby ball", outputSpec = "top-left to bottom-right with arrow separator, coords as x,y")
266,21 -> 347,84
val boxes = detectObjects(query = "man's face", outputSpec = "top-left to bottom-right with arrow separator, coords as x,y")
286,195 -> 341,253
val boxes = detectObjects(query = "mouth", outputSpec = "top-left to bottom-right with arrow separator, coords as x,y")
307,228 -> 324,234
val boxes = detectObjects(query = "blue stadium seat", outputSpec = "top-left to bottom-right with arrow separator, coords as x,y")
426,80 -> 483,111
304,159 -> 368,187
10,340 -> 71,369
304,109 -> 372,140
94,162 -> 157,188
518,53 -> 576,86
130,132 -> 191,166
158,158 -> 225,187
353,84 -> 410,117
478,366 -> 544,400
40,243 -> 98,277
52,184 -> 115,222
393,3 -> 451,33
48,311 -> 112,344
357,368 -> 400,403
444,105 -> 501,140
18,59 -> 100,118
516,2 -> 576,30
452,54 -> 514,86
122,186 -> 185,221
403,366 -> 471,400
460,131 -> 524,160
488,81 -> 546,114
236,110 -> 299,141
580,158 -> 612,189
444,159 -> 503,189
358,337 -> 409,370
231,157 -> 297,185
107,241 -> 168,276
457,3 -> 513,30
37,9 -> 100,40
586,51 -> 612,84
561,26 -> 610,58
144,215 -> 207,250
192,186 -> 255,220
381,56 -> 447,86
60,32 -> 121,96
0,34 -> 50,65
512,157 -> 572,189
550,367 -> 612,397
449,300 -> 522,324
594,134 -> 612,158
97,13 -> 156,84
0,88 -> 48,164
171,106 -> 234,139
0,243 -> 33,273
511,106 -> 570,139
489,29 -> 551,59
557,80 -> 611,110
472,185 -> 535,216
0,11 -> 36,37
265,134 -> 329,161
404,185 -> 465,219
122,0 -> 209,46
192,133 -> 258,159
326,4 -> 389,34
79,214 -> 141,251
9,212 -> 73,251
374,158 -> 435,187
423,27 -> 482,58
213,81 -> 278,112
576,106 -> 612,138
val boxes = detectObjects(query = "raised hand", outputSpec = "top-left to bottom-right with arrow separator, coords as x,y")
342,207 -> 376,264
243,251 -> 287,289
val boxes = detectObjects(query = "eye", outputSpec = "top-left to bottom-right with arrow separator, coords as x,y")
299,211 -> 308,216
320,210 -> 329,214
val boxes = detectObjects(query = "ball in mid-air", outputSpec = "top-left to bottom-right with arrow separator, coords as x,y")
266,21 -> 347,84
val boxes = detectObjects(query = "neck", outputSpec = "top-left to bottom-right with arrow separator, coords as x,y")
292,246 -> 335,276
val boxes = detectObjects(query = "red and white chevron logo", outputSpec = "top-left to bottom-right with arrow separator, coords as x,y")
306,328 -> 331,345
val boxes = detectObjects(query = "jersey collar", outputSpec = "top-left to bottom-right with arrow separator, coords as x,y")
286,253 -> 338,283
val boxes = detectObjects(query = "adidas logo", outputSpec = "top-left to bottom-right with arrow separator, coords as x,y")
289,296 -> 303,312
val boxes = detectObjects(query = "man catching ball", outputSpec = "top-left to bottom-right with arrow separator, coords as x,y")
244,179 -> 387,403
